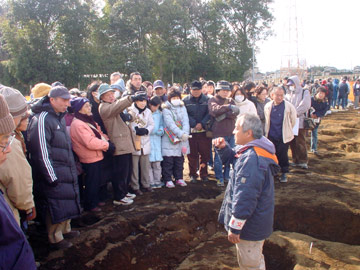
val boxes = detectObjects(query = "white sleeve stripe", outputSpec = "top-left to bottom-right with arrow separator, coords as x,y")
38,112 -> 57,182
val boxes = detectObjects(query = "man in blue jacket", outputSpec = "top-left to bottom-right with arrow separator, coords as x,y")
214,114 -> 279,270
183,80 -> 211,182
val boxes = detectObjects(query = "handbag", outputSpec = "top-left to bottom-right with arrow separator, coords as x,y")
164,120 -> 182,145
164,110 -> 183,145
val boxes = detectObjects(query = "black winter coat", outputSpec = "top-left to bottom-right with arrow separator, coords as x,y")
182,94 -> 210,130
27,97 -> 81,224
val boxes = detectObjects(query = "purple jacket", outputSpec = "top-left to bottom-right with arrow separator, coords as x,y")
0,191 -> 36,270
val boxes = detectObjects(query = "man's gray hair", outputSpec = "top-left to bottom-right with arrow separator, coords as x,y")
110,72 -> 122,80
237,114 -> 263,139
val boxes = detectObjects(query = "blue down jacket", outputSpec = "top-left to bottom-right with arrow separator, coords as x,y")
27,96 -> 81,224
217,136 -> 279,241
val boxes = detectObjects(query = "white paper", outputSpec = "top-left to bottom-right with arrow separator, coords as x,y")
293,118 -> 299,136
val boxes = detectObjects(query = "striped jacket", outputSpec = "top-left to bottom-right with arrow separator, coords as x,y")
27,96 -> 81,224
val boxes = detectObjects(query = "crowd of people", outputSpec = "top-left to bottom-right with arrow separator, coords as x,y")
0,71 -> 358,269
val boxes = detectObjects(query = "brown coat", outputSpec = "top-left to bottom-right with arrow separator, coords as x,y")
99,96 -> 136,155
208,95 -> 237,138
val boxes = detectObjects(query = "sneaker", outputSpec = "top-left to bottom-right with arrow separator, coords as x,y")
63,230 -> 80,239
217,179 -> 224,187
166,181 -> 175,188
176,179 -> 187,187
150,184 -> 157,189
224,178 -> 229,183
190,176 -> 197,183
113,197 -> 133,206
126,192 -> 136,200
98,202 -> 106,207
280,173 -> 288,183
201,176 -> 209,182
289,162 -> 297,167
298,163 -> 308,169
208,165 -> 214,171
51,239 -> 73,250
153,184 -> 162,189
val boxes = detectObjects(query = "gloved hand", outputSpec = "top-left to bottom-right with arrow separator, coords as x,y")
135,127 -> 149,136
230,105 -> 240,115
181,133 -> 189,141
120,112 -> 132,122
131,91 -> 147,102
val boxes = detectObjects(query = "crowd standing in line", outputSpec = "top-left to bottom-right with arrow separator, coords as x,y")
0,72 -> 358,269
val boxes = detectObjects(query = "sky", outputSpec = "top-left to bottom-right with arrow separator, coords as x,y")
256,0 -> 360,73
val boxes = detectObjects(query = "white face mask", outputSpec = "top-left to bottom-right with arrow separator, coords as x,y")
235,95 -> 244,103
171,99 -> 181,106
114,91 -> 121,99
289,86 -> 295,91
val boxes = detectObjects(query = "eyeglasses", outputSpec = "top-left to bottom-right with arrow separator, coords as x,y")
0,134 -> 15,153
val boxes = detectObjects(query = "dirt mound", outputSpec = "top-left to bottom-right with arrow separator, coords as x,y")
30,109 -> 360,270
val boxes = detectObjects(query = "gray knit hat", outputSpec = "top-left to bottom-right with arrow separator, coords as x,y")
0,94 -> 15,134
0,87 -> 28,117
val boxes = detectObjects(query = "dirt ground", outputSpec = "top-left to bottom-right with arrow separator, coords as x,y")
29,109 -> 360,270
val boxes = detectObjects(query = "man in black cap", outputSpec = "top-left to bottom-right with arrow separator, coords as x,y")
183,81 -> 211,182
27,86 -> 81,250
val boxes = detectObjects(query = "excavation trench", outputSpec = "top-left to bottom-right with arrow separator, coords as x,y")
34,181 -> 358,270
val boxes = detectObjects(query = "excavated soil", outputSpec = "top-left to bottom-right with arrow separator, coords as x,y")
30,109 -> 360,270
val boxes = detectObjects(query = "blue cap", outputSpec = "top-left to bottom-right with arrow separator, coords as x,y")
153,80 -> 165,90
110,79 -> 126,92
98,83 -> 114,99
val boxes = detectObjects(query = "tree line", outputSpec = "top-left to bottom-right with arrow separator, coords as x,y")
0,0 -> 273,94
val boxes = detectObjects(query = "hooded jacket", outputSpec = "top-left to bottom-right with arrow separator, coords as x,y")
161,101 -> 190,157
217,136 -> 279,241
27,96 -> 81,224
285,75 -> 311,129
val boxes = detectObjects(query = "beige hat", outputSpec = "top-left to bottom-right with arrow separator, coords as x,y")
0,87 -> 27,118
31,83 -> 51,98
0,94 -> 15,134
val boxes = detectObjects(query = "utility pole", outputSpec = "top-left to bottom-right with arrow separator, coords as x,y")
252,46 -> 255,81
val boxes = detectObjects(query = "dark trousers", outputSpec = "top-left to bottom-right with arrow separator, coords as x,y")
269,136 -> 289,173
162,156 -> 184,182
188,132 -> 211,177
289,128 -> 308,164
112,154 -> 131,201
82,160 -> 102,210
